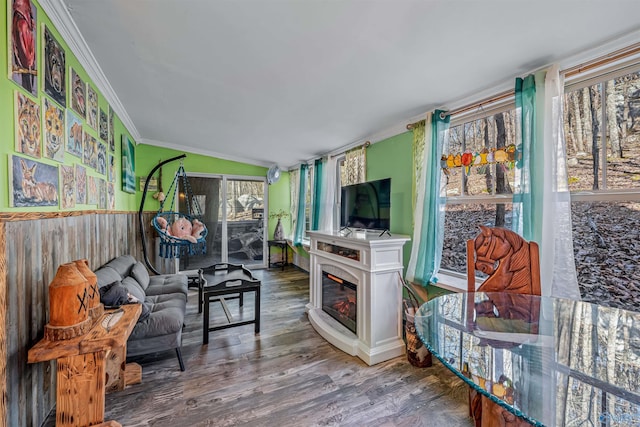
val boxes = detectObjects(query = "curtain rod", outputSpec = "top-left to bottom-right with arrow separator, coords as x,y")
406,41 -> 640,130
328,140 -> 370,159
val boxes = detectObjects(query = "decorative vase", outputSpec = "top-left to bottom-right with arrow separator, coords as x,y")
44,263 -> 92,340
274,218 -> 284,240
74,258 -> 104,323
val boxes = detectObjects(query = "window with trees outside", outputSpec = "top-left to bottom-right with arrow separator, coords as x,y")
440,106 -> 518,279
565,65 -> 640,310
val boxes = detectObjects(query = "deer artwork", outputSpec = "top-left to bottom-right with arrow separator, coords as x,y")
20,159 -> 58,204
470,225 -> 541,295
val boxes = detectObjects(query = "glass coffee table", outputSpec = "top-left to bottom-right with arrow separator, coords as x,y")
198,263 -> 261,345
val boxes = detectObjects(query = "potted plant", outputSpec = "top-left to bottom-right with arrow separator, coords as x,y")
269,209 -> 290,240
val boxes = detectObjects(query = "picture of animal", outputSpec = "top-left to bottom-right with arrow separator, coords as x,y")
108,154 -> 115,182
108,106 -> 115,151
76,164 -> 86,204
87,176 -> 98,205
10,0 -> 37,95
66,109 -> 83,157
97,142 -> 106,175
43,25 -> 65,107
71,68 -> 86,118
83,134 -> 97,169
107,182 -> 115,210
43,97 -> 64,162
98,179 -> 107,209
99,108 -> 108,141
86,85 -> 98,130
14,91 -> 41,158
60,165 -> 75,209
11,156 -> 58,207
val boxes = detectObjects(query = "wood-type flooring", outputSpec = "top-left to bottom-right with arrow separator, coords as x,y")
47,266 -> 473,426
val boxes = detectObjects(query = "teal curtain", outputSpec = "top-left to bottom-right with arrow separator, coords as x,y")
412,110 -> 450,285
512,75 -> 536,241
312,158 -> 324,230
293,164 -> 308,246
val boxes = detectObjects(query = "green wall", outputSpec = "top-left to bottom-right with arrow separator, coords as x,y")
366,131 -> 414,267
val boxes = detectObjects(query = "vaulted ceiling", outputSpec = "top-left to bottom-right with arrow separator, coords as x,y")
47,0 -> 640,169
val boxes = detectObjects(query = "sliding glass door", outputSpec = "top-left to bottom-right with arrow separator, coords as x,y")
178,174 -> 266,271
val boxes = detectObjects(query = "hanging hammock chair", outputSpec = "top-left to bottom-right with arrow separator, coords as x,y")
151,162 -> 208,259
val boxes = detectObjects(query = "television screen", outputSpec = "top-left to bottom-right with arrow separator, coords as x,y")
340,178 -> 391,231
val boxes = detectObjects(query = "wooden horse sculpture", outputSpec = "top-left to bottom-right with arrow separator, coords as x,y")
467,225 -> 541,296
466,226 -> 541,427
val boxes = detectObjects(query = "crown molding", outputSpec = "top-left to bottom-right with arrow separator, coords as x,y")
38,0 -> 141,142
139,138 -> 271,169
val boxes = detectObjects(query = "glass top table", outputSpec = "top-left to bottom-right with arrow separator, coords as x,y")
414,292 -> 640,427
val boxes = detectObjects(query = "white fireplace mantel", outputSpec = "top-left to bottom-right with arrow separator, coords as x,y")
306,230 -> 410,365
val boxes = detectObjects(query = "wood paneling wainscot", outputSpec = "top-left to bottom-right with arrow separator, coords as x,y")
0,211 -> 154,427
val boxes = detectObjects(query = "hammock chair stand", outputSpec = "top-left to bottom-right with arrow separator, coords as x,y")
139,154 -> 208,274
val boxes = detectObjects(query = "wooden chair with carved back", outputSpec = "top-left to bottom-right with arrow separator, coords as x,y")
466,225 -> 541,427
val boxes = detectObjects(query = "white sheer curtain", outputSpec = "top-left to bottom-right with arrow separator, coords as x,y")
541,65 -> 580,299
318,156 -> 337,231
289,168 -> 300,240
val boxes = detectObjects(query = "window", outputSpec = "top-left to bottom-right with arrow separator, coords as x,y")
564,65 -> 640,311
440,106 -> 518,277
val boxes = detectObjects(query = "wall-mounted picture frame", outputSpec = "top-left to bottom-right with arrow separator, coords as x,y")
107,182 -> 115,210
10,155 -> 58,207
86,84 -> 98,130
87,175 -> 98,205
99,107 -> 108,141
96,141 -> 106,175
76,164 -> 86,204
70,67 -> 86,118
121,135 -> 135,193
98,178 -> 107,209
108,154 -> 115,183
83,133 -> 97,169
42,96 -> 65,162
9,0 -> 38,96
14,90 -> 41,158
59,164 -> 75,209
66,109 -> 83,158
139,176 -> 158,192
108,105 -> 115,151
42,24 -> 65,107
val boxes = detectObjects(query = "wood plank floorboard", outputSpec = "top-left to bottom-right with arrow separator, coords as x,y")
44,267 -> 473,427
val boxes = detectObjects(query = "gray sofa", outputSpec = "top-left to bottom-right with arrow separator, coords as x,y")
94,255 -> 188,371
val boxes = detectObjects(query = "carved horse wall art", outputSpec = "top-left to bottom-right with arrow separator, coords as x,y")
466,225 -> 541,295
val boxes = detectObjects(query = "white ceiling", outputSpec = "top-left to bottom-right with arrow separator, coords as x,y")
49,0 -> 640,169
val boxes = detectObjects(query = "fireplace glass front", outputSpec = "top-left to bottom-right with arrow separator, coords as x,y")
322,271 -> 357,334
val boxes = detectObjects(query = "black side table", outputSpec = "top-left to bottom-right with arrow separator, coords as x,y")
268,240 -> 288,270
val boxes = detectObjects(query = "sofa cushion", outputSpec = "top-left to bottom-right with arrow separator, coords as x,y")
122,276 -> 146,302
131,262 -> 150,290
103,255 -> 137,278
146,273 -> 188,297
130,297 -> 185,340
95,266 -> 123,290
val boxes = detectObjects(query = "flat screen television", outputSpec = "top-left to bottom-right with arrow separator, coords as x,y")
340,178 -> 391,231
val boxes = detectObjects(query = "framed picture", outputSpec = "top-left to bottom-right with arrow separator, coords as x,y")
108,105 -> 115,151
66,109 -> 83,158
42,24 -> 65,107
8,0 -> 37,95
42,96 -> 65,162
14,90 -> 41,158
99,107 -> 108,141
108,154 -> 115,183
76,164 -> 86,204
107,182 -> 115,210
98,178 -> 107,209
87,175 -> 98,205
59,164 -> 75,209
139,176 -> 158,192
96,141 -> 106,175
70,67 -> 86,118
83,133 -> 97,169
121,135 -> 135,193
9,155 -> 58,207
86,84 -> 98,130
